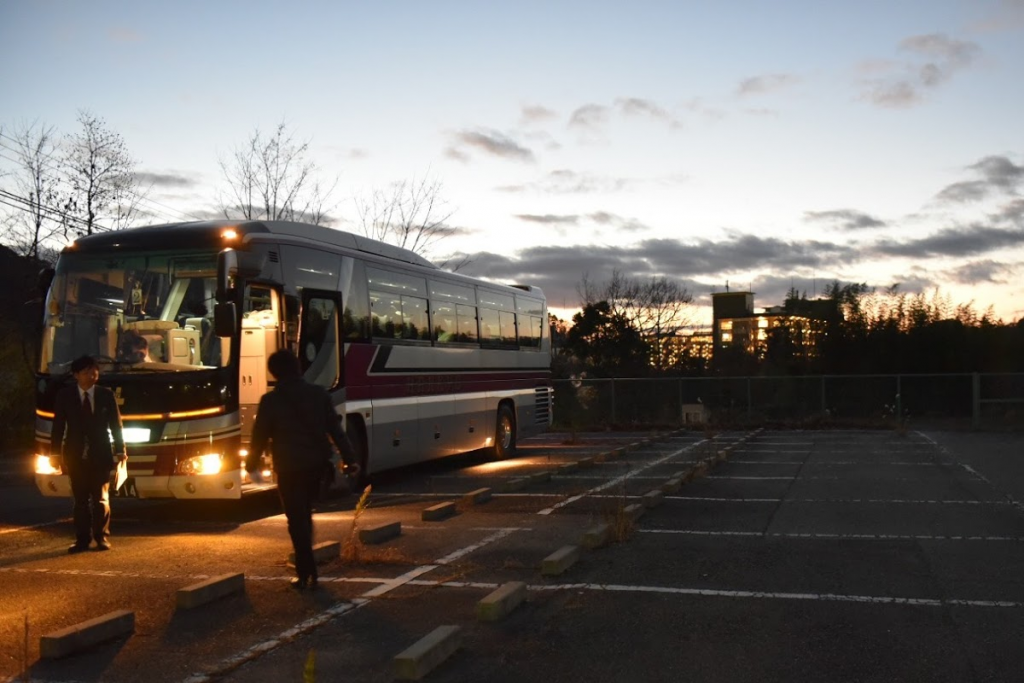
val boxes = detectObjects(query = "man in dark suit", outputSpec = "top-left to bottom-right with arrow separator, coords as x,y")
245,350 -> 358,589
51,355 -> 127,553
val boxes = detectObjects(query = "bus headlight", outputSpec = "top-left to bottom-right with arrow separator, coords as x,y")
178,453 -> 223,475
35,454 -> 61,475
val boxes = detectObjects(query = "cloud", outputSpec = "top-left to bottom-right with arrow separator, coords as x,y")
992,198 -> 1024,224
873,225 -> 1024,258
970,0 -> 1024,32
514,214 -> 579,225
804,209 -> 886,230
901,34 -> 979,66
858,33 -> 981,108
568,104 -> 610,129
614,98 -> 681,128
970,155 -> 1024,190
935,155 -> 1024,203
742,108 -> 781,117
863,81 -> 922,108
949,259 -> 1015,284
511,212 -> 647,233
935,180 -> 990,203
587,211 -> 648,233
446,129 -> 535,162
496,169 -> 631,194
736,73 -> 800,96
450,232 -> 862,310
135,171 -> 197,189
520,105 -> 558,125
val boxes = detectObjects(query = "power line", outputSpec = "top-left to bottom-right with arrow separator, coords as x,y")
0,139 -> 203,225
0,189 -> 91,229
0,132 -> 207,224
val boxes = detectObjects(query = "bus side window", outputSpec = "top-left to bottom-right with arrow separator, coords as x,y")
434,302 -> 456,343
456,304 -> 478,343
402,296 -> 429,341
479,308 -> 501,346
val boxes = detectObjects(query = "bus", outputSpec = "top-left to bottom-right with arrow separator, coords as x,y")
34,220 -> 553,499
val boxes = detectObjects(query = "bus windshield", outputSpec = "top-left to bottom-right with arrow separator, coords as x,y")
40,250 -> 229,375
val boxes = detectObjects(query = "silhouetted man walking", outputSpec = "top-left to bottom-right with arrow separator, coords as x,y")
246,350 -> 358,589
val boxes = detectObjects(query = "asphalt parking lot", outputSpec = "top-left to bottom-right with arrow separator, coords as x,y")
2,428 -> 1023,683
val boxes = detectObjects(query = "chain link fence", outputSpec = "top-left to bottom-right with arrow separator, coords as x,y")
552,374 -> 1024,431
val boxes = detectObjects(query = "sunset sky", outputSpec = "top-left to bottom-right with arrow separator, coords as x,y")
1,0 -> 1022,323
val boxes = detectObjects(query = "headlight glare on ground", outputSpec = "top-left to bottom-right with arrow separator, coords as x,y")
35,454 -> 61,475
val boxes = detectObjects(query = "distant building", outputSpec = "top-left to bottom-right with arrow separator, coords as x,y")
711,290 -> 836,361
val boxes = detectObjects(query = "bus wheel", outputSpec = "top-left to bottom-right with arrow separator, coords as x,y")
492,405 -> 517,459
346,418 -> 370,493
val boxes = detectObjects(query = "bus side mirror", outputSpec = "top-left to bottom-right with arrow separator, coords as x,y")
214,302 -> 237,338
216,249 -> 239,304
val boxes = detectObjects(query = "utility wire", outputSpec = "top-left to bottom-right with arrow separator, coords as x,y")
0,189 -> 92,229
0,132 -> 207,224
0,141 -> 203,225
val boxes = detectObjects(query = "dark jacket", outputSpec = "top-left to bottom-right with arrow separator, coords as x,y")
51,384 -> 125,472
246,377 -> 356,473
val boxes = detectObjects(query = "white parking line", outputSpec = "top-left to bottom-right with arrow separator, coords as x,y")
706,476 -> 798,480
0,518 -> 70,535
434,528 -> 520,565
406,578 -> 1023,609
182,599 -> 366,683
665,496 -> 1011,505
728,461 -> 946,466
640,529 -> 1024,542
181,525 -> 520,682
536,440 -> 709,516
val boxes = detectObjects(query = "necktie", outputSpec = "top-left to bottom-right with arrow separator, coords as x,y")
82,392 -> 93,459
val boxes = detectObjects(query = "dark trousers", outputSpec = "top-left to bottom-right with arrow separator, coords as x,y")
276,468 -> 321,580
69,465 -> 111,546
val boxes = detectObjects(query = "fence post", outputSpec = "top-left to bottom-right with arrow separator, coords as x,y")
972,373 -> 980,430
611,378 -> 616,426
821,375 -> 827,416
896,375 -> 902,418
746,377 -> 752,423
679,379 -> 684,426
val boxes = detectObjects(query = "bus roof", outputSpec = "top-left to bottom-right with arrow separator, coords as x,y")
65,220 -> 437,269
65,220 -> 545,301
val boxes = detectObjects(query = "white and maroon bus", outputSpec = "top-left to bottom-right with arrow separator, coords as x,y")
34,220 -> 553,499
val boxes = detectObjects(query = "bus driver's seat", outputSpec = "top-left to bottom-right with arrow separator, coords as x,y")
186,317 -> 215,365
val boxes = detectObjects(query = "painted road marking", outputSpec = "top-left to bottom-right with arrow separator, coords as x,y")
181,527 -> 525,682
640,529 -> 1024,541
0,518 -> 70,535
405,579 -> 1023,609
536,440 -> 710,516
665,496 -> 1011,505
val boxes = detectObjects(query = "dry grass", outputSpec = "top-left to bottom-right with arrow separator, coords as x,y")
303,649 -> 316,683
341,485 -> 373,564
604,501 -> 636,543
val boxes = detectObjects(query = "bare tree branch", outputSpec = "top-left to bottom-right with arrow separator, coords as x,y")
3,121 -> 64,259
218,121 -> 337,225
62,110 -> 146,235
577,270 -> 694,370
356,172 -> 457,258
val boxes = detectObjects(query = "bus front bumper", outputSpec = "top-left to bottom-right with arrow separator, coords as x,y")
35,471 -> 246,500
